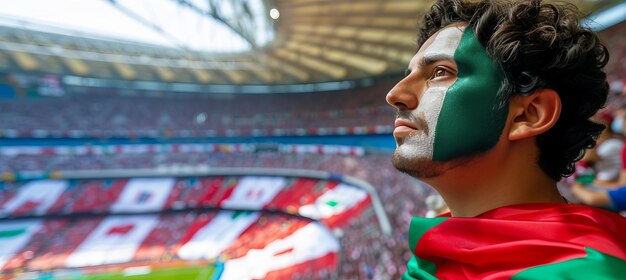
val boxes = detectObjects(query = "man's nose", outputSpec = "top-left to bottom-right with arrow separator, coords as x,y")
386,78 -> 419,111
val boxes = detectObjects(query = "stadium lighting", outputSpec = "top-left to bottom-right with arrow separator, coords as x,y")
0,0 -> 278,52
269,8 -> 280,20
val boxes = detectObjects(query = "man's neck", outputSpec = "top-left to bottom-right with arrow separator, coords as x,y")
435,176 -> 563,217
423,139 -> 565,217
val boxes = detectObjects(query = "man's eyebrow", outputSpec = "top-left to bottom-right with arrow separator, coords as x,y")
420,53 -> 455,67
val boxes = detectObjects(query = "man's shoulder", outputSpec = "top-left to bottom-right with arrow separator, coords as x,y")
476,202 -> 624,221
474,203 -> 626,253
405,203 -> 626,279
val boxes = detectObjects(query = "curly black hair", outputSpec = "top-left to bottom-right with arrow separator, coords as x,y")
417,0 -> 609,181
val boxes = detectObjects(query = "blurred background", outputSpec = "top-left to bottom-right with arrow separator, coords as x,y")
0,0 -> 624,279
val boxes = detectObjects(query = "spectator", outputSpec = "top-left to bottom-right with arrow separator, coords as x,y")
385,0 -> 626,278
571,183 -> 626,212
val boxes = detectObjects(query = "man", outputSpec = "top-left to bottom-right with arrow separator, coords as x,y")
386,0 -> 626,278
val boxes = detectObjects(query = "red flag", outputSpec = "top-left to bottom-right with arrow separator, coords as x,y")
404,203 -> 626,279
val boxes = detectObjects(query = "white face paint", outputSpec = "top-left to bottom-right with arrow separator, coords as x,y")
394,26 -> 465,161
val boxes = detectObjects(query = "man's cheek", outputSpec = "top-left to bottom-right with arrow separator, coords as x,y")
417,86 -> 449,159
432,28 -> 507,162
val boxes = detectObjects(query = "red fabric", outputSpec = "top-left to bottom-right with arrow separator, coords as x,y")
415,203 -> 626,279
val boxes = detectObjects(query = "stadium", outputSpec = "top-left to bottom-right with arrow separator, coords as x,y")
0,0 -> 625,279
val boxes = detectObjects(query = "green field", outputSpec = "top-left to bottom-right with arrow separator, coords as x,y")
79,265 -> 217,280
11,263 -> 223,280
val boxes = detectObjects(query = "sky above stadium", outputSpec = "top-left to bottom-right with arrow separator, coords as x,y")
0,0 -> 274,52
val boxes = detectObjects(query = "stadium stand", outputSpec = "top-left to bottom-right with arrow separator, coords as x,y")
0,2 -> 622,279
0,153 -> 432,279
0,79 -> 395,139
0,211 -> 340,279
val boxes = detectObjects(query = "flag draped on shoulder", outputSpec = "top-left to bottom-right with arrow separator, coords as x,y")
65,215 -> 158,267
403,203 -> 626,280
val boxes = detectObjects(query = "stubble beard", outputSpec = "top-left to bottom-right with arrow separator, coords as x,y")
391,108 -> 452,178
392,143 -> 480,181
391,133 -> 446,178
391,136 -> 474,179
392,149 -> 448,179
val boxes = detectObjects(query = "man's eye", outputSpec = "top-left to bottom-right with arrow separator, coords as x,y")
432,67 -> 449,79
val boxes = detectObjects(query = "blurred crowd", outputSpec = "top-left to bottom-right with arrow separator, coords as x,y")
0,82 -> 395,138
563,91 -> 626,214
0,151 -> 434,279
1,211 -> 337,279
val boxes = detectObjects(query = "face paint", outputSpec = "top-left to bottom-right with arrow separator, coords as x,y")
432,27 -> 507,161
394,27 -> 465,161
392,25 -> 507,167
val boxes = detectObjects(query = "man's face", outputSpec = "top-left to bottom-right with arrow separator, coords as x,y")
386,23 -> 507,178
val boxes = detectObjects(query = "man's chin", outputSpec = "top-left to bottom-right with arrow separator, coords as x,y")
391,151 -> 448,179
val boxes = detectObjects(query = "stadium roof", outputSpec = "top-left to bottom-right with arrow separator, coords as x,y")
0,0 -> 623,89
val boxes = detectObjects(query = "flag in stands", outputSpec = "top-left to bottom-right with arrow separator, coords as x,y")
110,178 -> 174,213
220,222 -> 339,279
220,176 -> 287,210
0,220 -> 42,269
65,215 -> 158,267
298,183 -> 368,221
178,211 -> 259,260
0,180 -> 66,216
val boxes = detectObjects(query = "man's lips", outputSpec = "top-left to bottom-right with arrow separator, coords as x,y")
393,119 -> 418,137
395,119 -> 417,129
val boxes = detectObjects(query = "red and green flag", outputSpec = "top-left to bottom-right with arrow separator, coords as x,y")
404,203 -> 626,279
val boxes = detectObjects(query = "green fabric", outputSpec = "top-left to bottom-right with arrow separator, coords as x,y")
403,217 -> 448,279
512,247 -> 626,279
403,256 -> 439,280
433,28 -> 507,161
0,228 -> 26,238
408,217 -> 448,250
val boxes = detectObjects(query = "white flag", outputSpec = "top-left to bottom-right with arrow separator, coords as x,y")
110,178 -> 174,213
221,222 -> 340,280
220,177 -> 287,210
298,183 -> 368,220
0,180 -> 67,216
0,220 -> 42,269
65,215 -> 158,267
178,211 -> 259,260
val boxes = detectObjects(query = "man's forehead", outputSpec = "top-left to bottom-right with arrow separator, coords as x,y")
410,24 -> 467,67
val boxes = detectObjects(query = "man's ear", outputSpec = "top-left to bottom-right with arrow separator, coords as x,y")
508,89 -> 561,141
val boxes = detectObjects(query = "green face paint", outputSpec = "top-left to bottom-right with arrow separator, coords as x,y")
432,28 -> 507,161
391,25 -> 507,174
